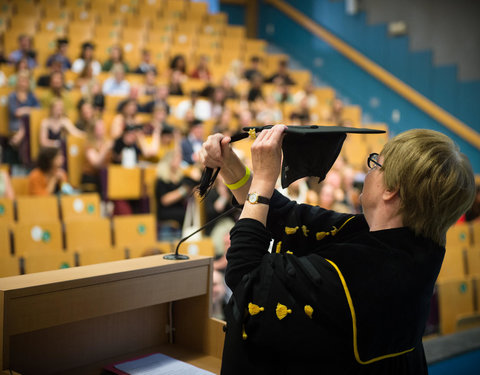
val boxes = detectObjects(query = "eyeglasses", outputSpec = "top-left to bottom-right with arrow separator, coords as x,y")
367,153 -> 383,169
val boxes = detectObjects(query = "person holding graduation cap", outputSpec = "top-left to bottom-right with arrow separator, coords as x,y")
199,124 -> 475,374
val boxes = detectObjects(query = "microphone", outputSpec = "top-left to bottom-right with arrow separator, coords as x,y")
163,205 -> 240,260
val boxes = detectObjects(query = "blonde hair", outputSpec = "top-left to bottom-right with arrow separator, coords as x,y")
381,129 -> 475,246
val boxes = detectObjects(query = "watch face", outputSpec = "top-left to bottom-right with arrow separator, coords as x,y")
248,193 -> 258,203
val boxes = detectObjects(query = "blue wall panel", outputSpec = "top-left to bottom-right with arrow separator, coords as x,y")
219,3 -> 245,25
408,51 -> 433,96
275,0 -> 480,133
257,1 -> 480,172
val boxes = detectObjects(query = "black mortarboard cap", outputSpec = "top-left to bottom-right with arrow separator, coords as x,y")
242,125 -> 385,188
197,125 -> 385,197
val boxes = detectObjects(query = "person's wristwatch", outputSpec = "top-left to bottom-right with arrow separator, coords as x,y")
246,192 -> 270,205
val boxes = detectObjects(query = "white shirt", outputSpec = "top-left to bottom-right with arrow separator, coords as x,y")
175,99 -> 212,121
72,59 -> 102,76
102,77 -> 131,96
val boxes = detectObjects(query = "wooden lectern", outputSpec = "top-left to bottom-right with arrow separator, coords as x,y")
0,255 -> 225,374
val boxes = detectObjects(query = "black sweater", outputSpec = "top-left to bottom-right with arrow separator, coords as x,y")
221,190 -> 444,374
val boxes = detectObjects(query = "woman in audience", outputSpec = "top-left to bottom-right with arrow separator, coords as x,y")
247,73 -> 264,103
168,69 -> 184,96
169,54 -> 187,76
138,69 -> 158,96
102,45 -> 129,73
78,80 -> 105,114
39,99 -> 85,149
75,101 -> 96,132
28,147 -> 68,195
154,138 -> 200,240
7,57 -> 35,90
75,61 -> 97,92
255,95 -> 283,125
110,98 -> 140,139
8,71 -> 40,152
81,118 -> 113,194
190,55 -> 211,81
40,71 -> 73,113
72,42 -> 101,76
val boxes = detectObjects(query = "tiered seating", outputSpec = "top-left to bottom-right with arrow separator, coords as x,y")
436,222 -> 480,334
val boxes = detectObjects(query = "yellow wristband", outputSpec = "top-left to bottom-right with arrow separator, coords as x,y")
225,166 -> 251,190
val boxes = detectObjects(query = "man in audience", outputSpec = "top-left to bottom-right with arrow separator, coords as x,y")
102,64 -> 131,96
244,56 -> 264,82
134,49 -> 157,75
181,119 -> 204,165
9,35 -> 37,69
265,59 -> 296,85
46,38 -> 71,71
40,71 -> 73,113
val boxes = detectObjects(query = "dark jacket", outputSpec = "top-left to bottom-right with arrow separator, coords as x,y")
221,190 -> 444,374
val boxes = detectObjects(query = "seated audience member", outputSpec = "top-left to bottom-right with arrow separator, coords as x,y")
71,42 -> 102,76
293,81 -> 318,109
244,55 -> 264,82
237,108 -> 255,131
134,49 -> 157,75
140,84 -> 170,114
7,57 -> 35,90
81,118 -> 113,193
247,73 -> 264,103
256,95 -> 283,125
138,69 -> 158,96
75,101 -> 96,131
46,38 -> 71,71
102,45 -> 129,72
213,108 -> 235,135
212,269 -> 230,320
190,55 -> 211,81
37,58 -> 63,88
40,71 -> 73,112
110,98 -> 139,139
6,72 -> 40,164
0,169 -> 14,200
75,61 -> 97,92
28,147 -> 68,195
175,90 -> 211,121
265,59 -> 296,85
102,64 -> 130,96
210,87 -> 228,120
168,69 -> 184,96
318,182 -> 352,214
111,123 -> 159,167
40,99 -> 85,148
224,59 -> 244,88
78,80 -> 105,114
219,74 -> 239,100
327,97 -> 345,125
169,54 -> 187,76
204,180 -> 237,245
8,35 -> 37,69
154,147 -> 198,240
272,80 -> 294,104
181,119 -> 204,165
289,96 -> 311,125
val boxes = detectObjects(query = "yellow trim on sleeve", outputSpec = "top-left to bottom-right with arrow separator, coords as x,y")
325,259 -> 415,365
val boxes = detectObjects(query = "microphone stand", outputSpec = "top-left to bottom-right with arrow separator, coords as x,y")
164,205 -> 240,260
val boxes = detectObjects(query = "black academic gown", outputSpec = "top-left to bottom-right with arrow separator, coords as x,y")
221,191 -> 444,374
